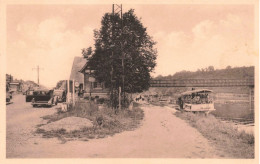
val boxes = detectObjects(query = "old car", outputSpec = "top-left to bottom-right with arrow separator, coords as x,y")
6,91 -> 12,102
6,84 -> 12,102
25,90 -> 35,102
53,89 -> 66,103
31,89 -> 57,107
177,89 -> 215,114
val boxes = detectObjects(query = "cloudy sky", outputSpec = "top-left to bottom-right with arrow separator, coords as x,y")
6,4 -> 257,88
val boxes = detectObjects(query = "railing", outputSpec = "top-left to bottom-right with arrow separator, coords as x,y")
150,79 -> 254,87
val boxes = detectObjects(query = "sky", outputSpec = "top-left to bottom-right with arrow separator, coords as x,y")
6,4 -> 257,88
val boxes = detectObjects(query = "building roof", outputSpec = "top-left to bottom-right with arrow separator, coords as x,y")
79,62 -> 88,73
79,57 -> 93,73
69,57 -> 87,84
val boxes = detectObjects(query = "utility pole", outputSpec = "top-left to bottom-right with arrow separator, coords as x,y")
112,4 -> 122,16
112,4 -> 124,109
32,65 -> 43,86
112,4 -> 123,110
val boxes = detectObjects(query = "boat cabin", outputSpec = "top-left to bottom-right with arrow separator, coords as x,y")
178,89 -> 215,113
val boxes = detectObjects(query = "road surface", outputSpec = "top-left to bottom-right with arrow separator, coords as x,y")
7,94 -> 223,158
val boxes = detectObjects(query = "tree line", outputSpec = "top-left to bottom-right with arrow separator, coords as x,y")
154,66 -> 254,80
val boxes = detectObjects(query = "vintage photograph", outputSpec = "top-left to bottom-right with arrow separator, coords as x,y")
4,1 -> 258,159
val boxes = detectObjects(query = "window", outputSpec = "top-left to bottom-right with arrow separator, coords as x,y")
93,82 -> 97,88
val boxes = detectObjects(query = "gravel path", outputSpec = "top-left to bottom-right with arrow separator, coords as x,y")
7,95 -> 222,158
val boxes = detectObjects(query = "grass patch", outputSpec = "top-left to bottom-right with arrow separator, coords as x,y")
175,111 -> 254,158
37,100 -> 144,142
41,101 -> 100,123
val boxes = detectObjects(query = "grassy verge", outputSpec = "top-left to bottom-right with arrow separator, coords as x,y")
175,111 -> 254,158
36,100 -> 144,143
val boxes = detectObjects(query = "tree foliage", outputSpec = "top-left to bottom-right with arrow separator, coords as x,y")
82,47 -> 93,59
154,66 -> 254,80
87,9 -> 157,93
55,80 -> 66,89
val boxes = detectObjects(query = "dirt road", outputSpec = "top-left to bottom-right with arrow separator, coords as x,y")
7,94 -> 222,158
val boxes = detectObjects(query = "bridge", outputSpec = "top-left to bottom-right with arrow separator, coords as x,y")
150,78 -> 254,110
150,78 -> 254,87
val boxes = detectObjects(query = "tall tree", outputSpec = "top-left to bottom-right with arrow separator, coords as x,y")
82,47 -> 93,59
87,9 -> 157,94
55,80 -> 66,89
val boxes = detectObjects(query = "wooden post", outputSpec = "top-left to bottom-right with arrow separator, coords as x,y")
73,79 -> 75,106
119,86 -> 121,110
67,80 -> 70,103
90,82 -> 92,101
89,70 -> 92,101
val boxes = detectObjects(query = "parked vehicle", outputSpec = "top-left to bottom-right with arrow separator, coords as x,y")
25,90 -> 35,102
177,89 -> 215,113
53,89 -> 66,103
31,89 -> 56,107
6,91 -> 12,102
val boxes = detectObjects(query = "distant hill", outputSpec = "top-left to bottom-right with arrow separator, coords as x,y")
22,80 -> 47,91
154,66 -> 254,80
55,80 -> 67,90
24,80 -> 38,86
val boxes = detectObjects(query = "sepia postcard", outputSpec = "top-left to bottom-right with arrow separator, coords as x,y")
0,0 -> 259,164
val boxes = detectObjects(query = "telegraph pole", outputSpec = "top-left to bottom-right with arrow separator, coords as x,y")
32,65 -> 43,86
112,4 -> 125,109
112,4 -> 123,110
112,4 -> 122,16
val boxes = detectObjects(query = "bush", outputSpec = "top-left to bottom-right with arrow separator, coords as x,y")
71,100 -> 99,116
97,98 -> 105,104
95,98 -> 110,105
39,99 -> 144,142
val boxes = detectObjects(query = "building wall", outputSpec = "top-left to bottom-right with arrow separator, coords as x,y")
83,73 -> 92,92
9,84 -> 21,92
83,72 -> 109,98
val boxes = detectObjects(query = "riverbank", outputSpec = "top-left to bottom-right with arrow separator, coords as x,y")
175,111 -> 254,158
